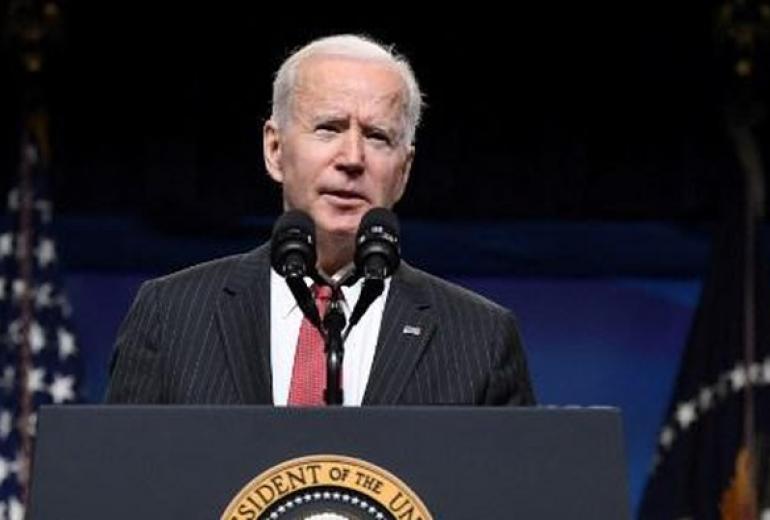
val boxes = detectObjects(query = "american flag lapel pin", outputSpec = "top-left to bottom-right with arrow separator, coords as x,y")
402,325 -> 421,336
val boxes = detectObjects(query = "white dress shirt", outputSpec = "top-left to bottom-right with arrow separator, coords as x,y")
270,269 -> 390,406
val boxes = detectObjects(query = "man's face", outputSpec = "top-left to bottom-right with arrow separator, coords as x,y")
263,56 -> 414,240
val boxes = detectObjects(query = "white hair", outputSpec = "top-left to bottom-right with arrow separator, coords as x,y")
271,34 -> 424,145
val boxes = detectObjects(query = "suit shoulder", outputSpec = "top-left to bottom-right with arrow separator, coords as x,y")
152,253 -> 240,284
142,247 -> 265,298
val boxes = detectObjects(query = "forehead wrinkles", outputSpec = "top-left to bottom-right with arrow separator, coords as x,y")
291,59 -> 407,128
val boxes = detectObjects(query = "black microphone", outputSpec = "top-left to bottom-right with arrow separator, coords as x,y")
270,210 -> 322,329
270,210 -> 317,279
346,208 -> 401,335
354,207 -> 401,280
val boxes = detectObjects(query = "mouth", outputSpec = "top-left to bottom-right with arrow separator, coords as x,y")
320,189 -> 369,207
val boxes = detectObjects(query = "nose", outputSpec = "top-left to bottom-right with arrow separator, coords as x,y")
336,129 -> 365,176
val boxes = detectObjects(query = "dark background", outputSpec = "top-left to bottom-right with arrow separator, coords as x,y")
3,3 -> 759,232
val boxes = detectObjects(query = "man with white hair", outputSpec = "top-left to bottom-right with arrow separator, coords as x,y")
106,34 -> 535,407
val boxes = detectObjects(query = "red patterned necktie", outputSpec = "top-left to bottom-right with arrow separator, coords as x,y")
287,284 -> 333,406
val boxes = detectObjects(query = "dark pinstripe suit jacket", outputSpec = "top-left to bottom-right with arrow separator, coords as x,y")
105,244 -> 535,405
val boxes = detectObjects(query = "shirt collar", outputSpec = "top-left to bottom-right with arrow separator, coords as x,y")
271,268 -> 298,320
271,265 -> 363,319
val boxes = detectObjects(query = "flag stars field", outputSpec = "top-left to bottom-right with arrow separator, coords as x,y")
0,413 -> 11,440
0,234 -> 11,259
26,368 -> 46,394
57,328 -> 77,359
49,375 -> 76,404
729,365 -> 747,391
35,238 -> 56,268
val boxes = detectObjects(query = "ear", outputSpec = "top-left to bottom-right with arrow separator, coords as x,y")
393,145 -> 415,203
263,118 -> 284,183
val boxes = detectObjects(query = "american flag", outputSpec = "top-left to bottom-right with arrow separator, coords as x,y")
0,132 -> 81,519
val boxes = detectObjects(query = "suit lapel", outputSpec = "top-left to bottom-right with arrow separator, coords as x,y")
216,244 -> 273,404
213,248 -> 435,405
363,263 -> 436,405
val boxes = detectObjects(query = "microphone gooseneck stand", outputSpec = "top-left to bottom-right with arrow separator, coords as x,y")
322,289 -> 347,406
320,271 -> 387,405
